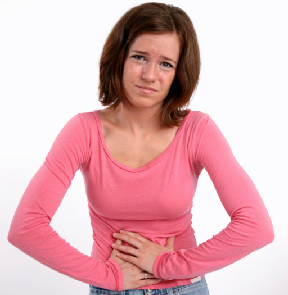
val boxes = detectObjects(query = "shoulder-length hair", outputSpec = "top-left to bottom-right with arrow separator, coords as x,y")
99,2 -> 200,127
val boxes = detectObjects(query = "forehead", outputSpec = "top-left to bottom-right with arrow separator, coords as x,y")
129,33 -> 180,60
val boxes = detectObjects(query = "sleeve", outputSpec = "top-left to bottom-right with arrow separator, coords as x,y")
7,114 -> 123,291
153,114 -> 274,280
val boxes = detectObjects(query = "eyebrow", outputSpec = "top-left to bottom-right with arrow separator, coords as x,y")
131,50 -> 178,65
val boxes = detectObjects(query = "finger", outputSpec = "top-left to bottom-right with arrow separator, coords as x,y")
111,239 -> 121,254
144,273 -> 157,279
111,240 -> 122,255
119,230 -> 148,243
110,240 -> 124,262
116,251 -> 138,264
165,237 -> 175,250
110,246 -> 120,261
113,233 -> 143,248
115,239 -> 122,245
112,243 -> 139,256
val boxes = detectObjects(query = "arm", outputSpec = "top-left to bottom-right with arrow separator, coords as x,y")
153,115 -> 274,280
7,115 -> 122,290
112,115 -> 274,280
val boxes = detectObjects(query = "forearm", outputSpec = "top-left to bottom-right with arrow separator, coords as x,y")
153,204 -> 274,280
8,225 -> 121,289
8,164 -> 123,290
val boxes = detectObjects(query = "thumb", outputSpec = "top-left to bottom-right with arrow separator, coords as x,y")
165,237 -> 175,250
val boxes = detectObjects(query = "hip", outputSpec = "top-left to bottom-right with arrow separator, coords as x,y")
89,278 -> 210,295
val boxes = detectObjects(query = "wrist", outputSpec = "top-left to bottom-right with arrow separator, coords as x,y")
107,258 -> 124,291
152,251 -> 171,278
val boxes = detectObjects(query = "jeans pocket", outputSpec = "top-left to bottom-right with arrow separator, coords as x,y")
176,279 -> 210,295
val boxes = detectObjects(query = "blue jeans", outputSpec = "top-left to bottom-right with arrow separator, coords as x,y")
89,278 -> 210,295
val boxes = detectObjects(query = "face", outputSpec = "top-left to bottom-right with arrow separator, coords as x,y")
122,33 -> 180,110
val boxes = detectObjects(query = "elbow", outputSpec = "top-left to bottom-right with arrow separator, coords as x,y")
263,221 -> 275,245
233,206 -> 275,251
8,231 -> 16,246
8,212 -> 51,254
237,203 -> 275,249
8,223 -> 38,255
8,232 -> 19,251
251,214 -> 275,249
7,222 -> 24,249
7,214 -> 31,250
260,208 -> 275,245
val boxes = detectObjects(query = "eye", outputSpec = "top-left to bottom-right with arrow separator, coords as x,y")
131,55 -> 146,61
161,61 -> 173,68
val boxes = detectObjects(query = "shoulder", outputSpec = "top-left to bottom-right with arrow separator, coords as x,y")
58,110 -> 100,144
76,110 -> 99,126
188,109 -> 209,119
71,110 -> 103,135
181,110 -> 216,154
183,110 -> 211,133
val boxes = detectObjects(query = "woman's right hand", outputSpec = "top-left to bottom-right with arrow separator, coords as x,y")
110,240 -> 161,290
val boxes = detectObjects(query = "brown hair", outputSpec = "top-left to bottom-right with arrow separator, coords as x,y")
99,2 -> 200,127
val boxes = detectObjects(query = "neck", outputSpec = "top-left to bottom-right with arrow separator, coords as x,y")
109,101 -> 164,136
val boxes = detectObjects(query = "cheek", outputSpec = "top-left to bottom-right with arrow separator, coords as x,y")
122,67 -> 134,95
123,61 -> 141,80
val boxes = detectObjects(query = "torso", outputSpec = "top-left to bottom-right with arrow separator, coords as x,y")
99,109 -> 180,170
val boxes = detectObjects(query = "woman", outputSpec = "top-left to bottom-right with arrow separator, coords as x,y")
8,2 -> 274,294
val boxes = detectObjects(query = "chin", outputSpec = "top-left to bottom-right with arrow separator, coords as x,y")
125,95 -> 164,110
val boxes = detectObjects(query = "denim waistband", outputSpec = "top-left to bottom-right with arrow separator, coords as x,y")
89,278 -> 210,295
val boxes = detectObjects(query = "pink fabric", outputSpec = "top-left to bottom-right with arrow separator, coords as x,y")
8,110 -> 274,290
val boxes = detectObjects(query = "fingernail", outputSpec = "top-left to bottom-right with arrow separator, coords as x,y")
113,233 -> 118,237
111,243 -> 116,247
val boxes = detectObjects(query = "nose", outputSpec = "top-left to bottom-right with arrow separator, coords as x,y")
142,63 -> 158,82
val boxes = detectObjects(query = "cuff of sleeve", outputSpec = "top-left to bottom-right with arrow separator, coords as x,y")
107,258 -> 123,291
153,251 -> 171,279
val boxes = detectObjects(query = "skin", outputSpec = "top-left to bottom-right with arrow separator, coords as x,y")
110,239 -> 162,289
100,33 -> 181,170
105,32 -> 181,289
122,33 -> 180,111
112,230 -> 174,274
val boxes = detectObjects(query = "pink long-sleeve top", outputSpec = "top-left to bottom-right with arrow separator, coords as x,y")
8,110 -> 274,291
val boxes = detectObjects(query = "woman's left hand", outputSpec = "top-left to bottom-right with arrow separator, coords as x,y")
112,230 -> 174,275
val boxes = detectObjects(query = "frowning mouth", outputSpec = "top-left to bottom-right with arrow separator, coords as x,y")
136,85 -> 157,94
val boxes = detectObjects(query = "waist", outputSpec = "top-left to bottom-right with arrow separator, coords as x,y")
91,226 -> 197,260
91,227 -> 198,289
90,277 -> 208,292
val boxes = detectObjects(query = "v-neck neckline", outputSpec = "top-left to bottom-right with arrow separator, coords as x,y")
94,109 -> 191,173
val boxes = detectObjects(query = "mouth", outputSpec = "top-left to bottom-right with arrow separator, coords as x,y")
136,85 -> 157,94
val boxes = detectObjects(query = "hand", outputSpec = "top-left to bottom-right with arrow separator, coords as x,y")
112,230 -> 174,274
110,240 -> 161,290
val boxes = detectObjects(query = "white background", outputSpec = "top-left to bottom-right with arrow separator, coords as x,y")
1,0 -> 287,294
